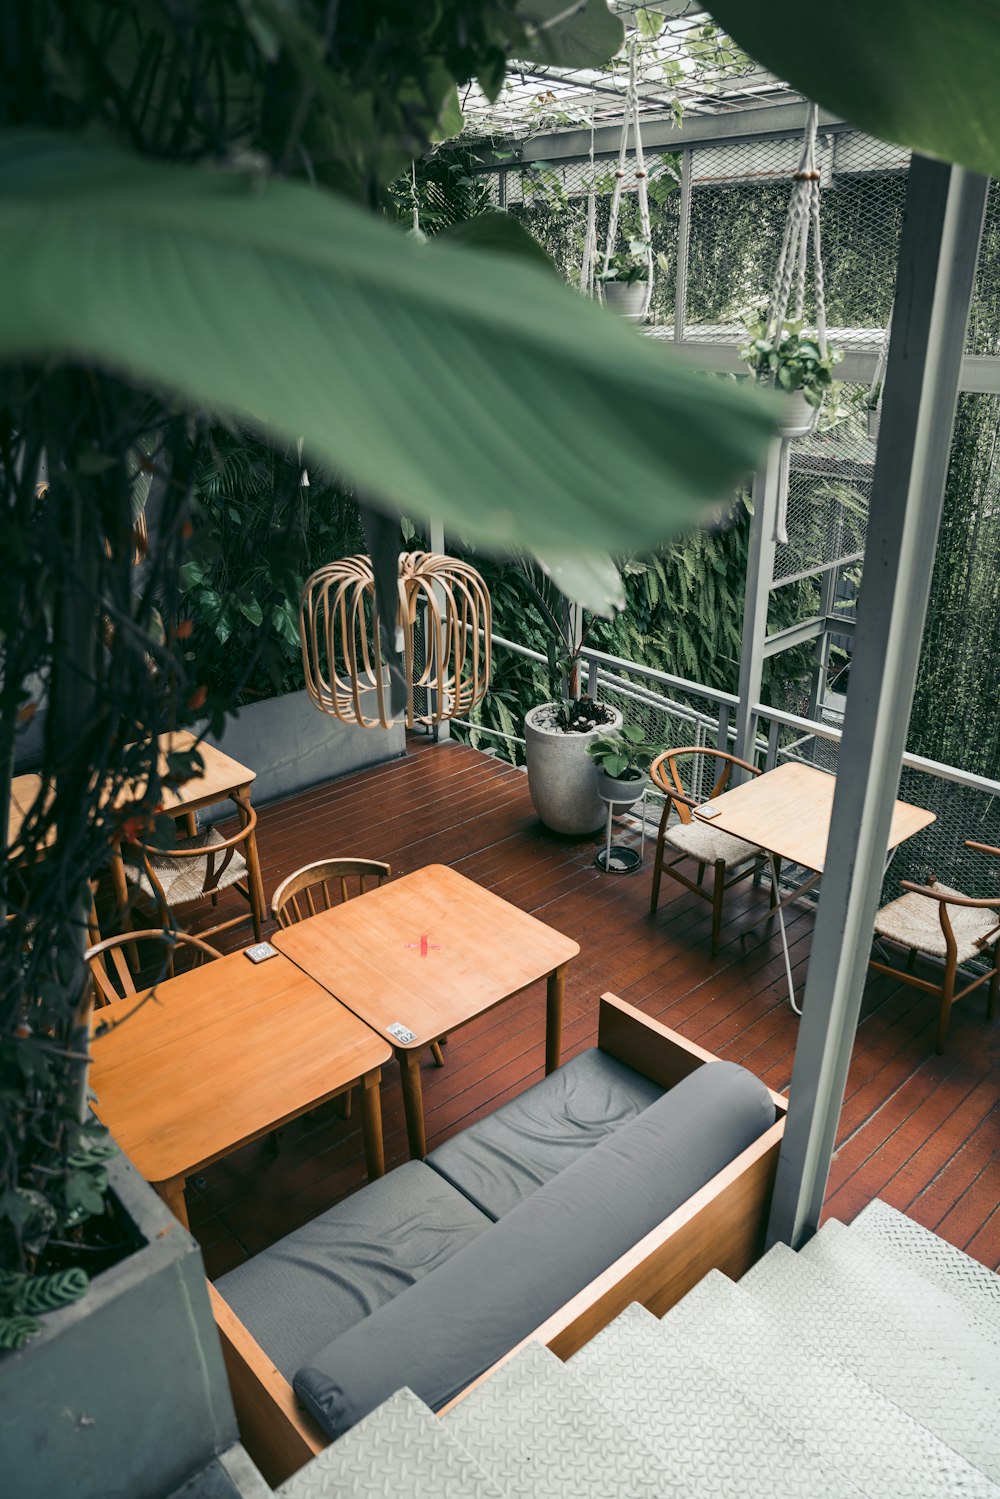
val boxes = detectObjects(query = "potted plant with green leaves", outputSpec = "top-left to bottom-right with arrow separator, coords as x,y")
740,313 -> 843,438
586,723 -> 660,811
599,239 -> 651,321
514,560 -> 623,836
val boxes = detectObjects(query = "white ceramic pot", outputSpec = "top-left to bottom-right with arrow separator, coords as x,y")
777,389 -> 819,439
524,703 -> 623,835
595,769 -> 646,815
603,281 -> 647,322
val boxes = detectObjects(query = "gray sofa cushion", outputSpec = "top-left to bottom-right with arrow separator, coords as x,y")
295,1059 -> 775,1439
216,1161 -> 492,1379
426,1048 -> 665,1220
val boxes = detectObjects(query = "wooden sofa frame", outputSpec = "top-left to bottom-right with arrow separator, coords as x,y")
209,992 -> 787,1486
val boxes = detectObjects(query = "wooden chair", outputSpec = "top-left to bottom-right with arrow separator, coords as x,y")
85,928 -> 222,1006
870,840 -> 1000,1053
271,859 -> 445,1069
649,747 -> 772,956
126,796 -> 261,946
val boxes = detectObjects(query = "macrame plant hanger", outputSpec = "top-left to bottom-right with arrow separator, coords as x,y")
579,89 -> 599,298
600,35 -> 654,319
763,103 -> 828,544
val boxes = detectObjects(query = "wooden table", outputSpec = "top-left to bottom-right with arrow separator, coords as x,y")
274,863 -> 580,1160
694,761 -> 935,1009
9,731 -> 267,940
88,950 -> 392,1227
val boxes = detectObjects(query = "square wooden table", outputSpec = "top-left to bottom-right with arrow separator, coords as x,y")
9,732 -> 267,943
273,863 -> 580,1160
88,950 -> 392,1227
694,760 -> 935,1009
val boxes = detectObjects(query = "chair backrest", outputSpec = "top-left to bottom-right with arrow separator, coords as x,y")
649,746 -> 760,826
85,929 -> 222,1005
271,859 -> 391,929
132,798 -> 258,902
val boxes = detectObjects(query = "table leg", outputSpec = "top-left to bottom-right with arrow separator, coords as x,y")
360,1068 -> 386,1179
183,810 -> 198,838
398,1048 -> 426,1160
545,962 -> 567,1074
769,855 -> 800,1014
237,786 -> 265,941
155,1176 -> 189,1230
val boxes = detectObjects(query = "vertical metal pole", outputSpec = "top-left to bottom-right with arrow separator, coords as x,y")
674,148 -> 692,347
767,158 -> 989,1250
734,438 -> 784,766
429,517 -> 451,741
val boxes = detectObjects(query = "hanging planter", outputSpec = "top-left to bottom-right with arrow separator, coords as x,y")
866,406 -> 882,440
777,389 -> 820,439
603,280 -> 647,321
740,107 -> 841,448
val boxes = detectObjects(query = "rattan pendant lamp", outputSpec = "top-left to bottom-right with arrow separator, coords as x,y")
300,550 -> 491,730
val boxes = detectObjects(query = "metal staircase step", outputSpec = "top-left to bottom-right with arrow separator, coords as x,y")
801,1219 -> 1000,1389
741,1242 -> 1000,1483
852,1200 -> 1000,1330
662,1268 -> 1000,1499
569,1300 -> 861,1499
276,1387 -> 507,1499
442,1339 -> 694,1499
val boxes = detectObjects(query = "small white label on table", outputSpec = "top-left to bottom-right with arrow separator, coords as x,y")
387,1022 -> 418,1044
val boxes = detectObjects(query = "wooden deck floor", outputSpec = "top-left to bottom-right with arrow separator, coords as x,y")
189,736 -> 1000,1279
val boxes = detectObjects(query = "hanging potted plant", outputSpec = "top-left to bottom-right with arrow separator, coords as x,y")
515,561 -> 623,836
740,313 -> 843,438
586,724 -> 660,812
598,239 -> 651,322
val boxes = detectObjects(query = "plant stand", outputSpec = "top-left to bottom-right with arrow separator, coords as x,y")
594,785 -> 648,874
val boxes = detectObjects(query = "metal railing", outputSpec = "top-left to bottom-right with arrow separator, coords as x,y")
451,631 -> 1000,901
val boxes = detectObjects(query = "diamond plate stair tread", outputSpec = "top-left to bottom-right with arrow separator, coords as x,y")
802,1219 -> 1000,1387
852,1200 -> 1000,1330
741,1243 -> 1000,1482
277,1388 -> 507,1499
662,1269 -> 1000,1499
569,1301 -> 861,1499
443,1340 -> 695,1499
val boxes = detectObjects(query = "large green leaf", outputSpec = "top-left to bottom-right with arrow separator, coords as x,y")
0,133 -> 776,557
517,0 -> 624,68
706,2 -> 1000,179
433,211 -> 557,272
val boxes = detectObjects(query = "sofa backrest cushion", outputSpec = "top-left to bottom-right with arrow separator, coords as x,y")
295,1059 -> 775,1439
215,1161 -> 492,1379
426,1047 -> 665,1220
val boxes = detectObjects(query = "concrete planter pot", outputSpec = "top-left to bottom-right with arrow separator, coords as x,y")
603,280 -> 647,321
866,406 -> 881,440
524,703 -> 623,835
776,389 -> 819,439
595,769 -> 646,815
1,1151 -> 238,1499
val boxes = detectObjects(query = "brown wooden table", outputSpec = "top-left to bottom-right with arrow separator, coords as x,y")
88,950 -> 392,1227
273,863 -> 580,1159
9,731 -> 267,941
694,760 -> 935,1009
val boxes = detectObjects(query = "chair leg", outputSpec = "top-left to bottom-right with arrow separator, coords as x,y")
988,945 -> 999,1019
937,958 -> 958,1055
710,860 -> 725,956
430,1041 -> 445,1067
649,815 -> 668,914
696,861 -> 706,887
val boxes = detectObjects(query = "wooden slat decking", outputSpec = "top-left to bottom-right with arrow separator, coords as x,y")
186,737 -> 1000,1277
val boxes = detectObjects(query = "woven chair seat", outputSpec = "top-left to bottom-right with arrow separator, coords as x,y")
664,820 -> 764,870
131,827 -> 248,907
874,884 -> 998,965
